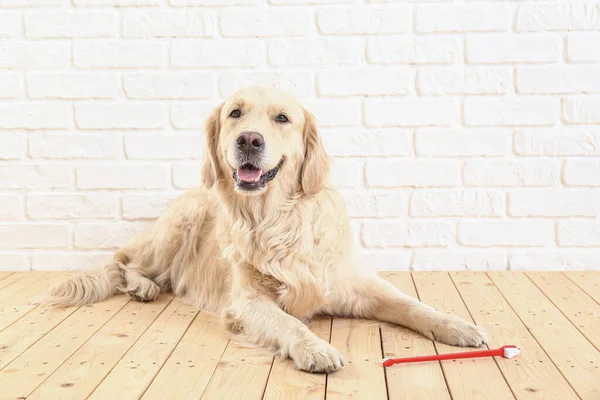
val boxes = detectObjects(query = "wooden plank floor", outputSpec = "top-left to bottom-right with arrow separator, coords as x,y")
0,271 -> 598,400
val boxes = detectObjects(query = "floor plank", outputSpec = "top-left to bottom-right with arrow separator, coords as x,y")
452,272 -> 578,399
28,295 -> 173,400
0,304 -> 79,371
262,317 -> 331,400
0,272 -> 24,291
0,272 -> 48,306
88,298 -> 198,400
564,271 -> 600,304
142,311 -> 229,400
489,271 -> 600,399
200,342 -> 274,400
0,272 -> 72,332
0,272 -> 15,286
380,272 -> 450,400
0,294 -> 130,399
528,272 -> 600,351
412,272 -> 515,400
326,318 -> 387,400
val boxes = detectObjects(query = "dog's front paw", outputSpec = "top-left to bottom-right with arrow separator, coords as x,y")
289,337 -> 345,373
428,315 -> 488,348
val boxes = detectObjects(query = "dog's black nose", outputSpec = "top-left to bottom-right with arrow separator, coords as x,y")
236,131 -> 264,152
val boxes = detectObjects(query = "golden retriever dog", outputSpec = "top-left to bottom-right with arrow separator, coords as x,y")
42,86 -> 487,373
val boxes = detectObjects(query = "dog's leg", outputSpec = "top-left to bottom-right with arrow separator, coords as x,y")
325,275 -> 487,348
120,269 -> 160,303
224,291 -> 345,373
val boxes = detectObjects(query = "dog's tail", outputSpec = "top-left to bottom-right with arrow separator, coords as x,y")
36,261 -> 125,308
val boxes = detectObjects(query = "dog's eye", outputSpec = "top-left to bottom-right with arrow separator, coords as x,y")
230,109 -> 241,118
275,114 -> 289,123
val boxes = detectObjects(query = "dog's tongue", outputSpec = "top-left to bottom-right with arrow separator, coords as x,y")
238,167 -> 262,182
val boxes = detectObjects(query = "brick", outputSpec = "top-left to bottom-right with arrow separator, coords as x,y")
464,97 -> 557,126
367,36 -> 461,64
269,0 -> 352,4
124,134 -> 202,159
563,97 -> 600,124
517,3 -> 600,32
124,72 -> 213,99
567,33 -> 600,62
564,160 -> 600,186
356,249 -> 410,271
514,128 -> 600,156
30,252 -> 113,271
302,99 -> 361,127
412,251 -> 507,271
27,194 -> 118,219
28,72 -> 118,99
221,8 -> 313,37
0,103 -> 71,129
510,250 -> 600,270
74,40 -> 166,68
219,71 -> 313,99
29,133 -> 119,160
74,221 -> 151,249
416,5 -> 509,33
558,221 -> 600,247
411,190 -> 503,217
0,73 -> 22,99
0,165 -> 71,189
317,69 -> 412,96
172,39 -> 265,68
467,34 -> 560,63
459,220 -> 554,247
509,189 -> 600,217
517,66 -> 600,94
0,0 -> 67,4
362,220 -> 455,248
417,66 -> 511,94
171,0 -> 257,4
76,164 -> 169,189
366,160 -> 458,188
317,6 -> 410,34
0,224 -> 70,249
0,195 -> 22,220
74,0 -> 159,5
123,10 -> 212,38
25,11 -> 117,38
329,159 -> 364,189
341,191 -> 406,217
269,38 -> 362,66
0,254 -> 27,272
172,163 -> 200,189
0,12 -> 21,37
463,160 -> 559,187
75,102 -> 165,129
0,132 -> 26,159
321,129 -> 411,157
122,193 -> 179,219
365,98 -> 459,127
0,42 -> 69,68
170,102 -> 216,129
415,129 -> 510,157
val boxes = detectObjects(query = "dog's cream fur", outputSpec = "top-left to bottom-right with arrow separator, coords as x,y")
42,87 -> 487,373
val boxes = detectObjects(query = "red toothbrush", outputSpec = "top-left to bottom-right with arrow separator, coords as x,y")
382,345 -> 520,367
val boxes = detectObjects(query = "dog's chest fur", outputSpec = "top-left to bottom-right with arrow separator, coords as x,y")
218,200 -> 326,319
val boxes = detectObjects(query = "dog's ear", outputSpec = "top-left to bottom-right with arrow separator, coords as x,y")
300,109 -> 330,196
201,102 -> 224,189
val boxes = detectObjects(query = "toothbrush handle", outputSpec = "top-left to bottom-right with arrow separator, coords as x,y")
383,348 -> 504,367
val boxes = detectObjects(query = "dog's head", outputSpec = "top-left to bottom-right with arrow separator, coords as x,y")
200,86 -> 330,197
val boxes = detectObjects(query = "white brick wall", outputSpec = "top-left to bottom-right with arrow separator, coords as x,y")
1,0 -> 600,272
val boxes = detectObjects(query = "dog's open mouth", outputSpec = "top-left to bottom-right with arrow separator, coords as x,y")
233,158 -> 284,191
